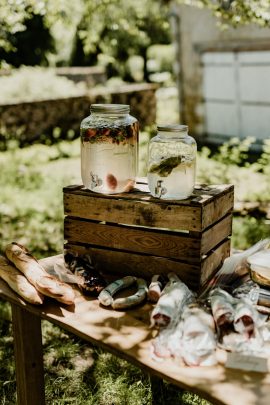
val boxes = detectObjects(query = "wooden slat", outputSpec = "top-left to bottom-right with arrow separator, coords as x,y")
200,239 -> 231,286
64,218 -> 201,261
64,243 -> 201,290
65,238 -> 230,292
202,187 -> 234,230
64,192 -> 202,231
63,183 -> 234,231
201,214 -> 232,255
63,183 -> 233,206
12,304 -> 45,405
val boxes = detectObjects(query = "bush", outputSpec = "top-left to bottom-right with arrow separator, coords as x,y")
147,44 -> 175,74
0,139 -> 80,257
197,140 -> 270,202
0,67 -> 86,104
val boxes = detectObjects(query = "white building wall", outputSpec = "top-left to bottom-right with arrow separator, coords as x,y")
175,4 -> 270,147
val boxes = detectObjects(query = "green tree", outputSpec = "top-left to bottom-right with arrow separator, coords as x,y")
2,0 -> 270,70
0,0 -> 80,67
0,11 -> 55,67
73,0 -> 172,81
0,0 -> 31,52
174,0 -> 270,27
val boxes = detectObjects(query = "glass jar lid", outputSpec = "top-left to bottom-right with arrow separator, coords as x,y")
157,124 -> 188,133
90,104 -> 130,114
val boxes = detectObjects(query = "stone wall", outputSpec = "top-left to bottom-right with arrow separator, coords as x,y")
0,83 -> 158,146
0,66 -> 107,87
55,66 -> 106,87
90,83 -> 158,130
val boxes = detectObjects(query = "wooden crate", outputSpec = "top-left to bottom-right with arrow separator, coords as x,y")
63,180 -> 234,291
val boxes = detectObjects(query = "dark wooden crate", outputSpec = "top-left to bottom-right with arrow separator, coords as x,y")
63,180 -> 234,290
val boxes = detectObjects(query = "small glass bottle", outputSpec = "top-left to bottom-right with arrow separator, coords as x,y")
147,124 -> 196,200
80,104 -> 138,194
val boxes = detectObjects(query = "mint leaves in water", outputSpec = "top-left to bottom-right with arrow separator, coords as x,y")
148,156 -> 182,177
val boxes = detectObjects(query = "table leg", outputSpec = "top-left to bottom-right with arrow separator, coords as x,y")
11,304 -> 45,405
150,375 -> 165,405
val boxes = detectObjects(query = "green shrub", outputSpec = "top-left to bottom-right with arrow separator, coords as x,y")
232,217 -> 270,250
197,140 -> 270,202
0,139 -> 80,257
147,44 -> 174,73
257,139 -> 270,176
0,67 -> 86,104
211,136 -> 255,166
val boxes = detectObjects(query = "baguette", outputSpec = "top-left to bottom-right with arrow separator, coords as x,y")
0,256 -> 44,305
5,243 -> 75,305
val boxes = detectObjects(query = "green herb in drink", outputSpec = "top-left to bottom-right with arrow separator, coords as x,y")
148,156 -> 182,177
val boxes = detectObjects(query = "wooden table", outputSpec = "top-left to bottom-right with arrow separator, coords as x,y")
1,255 -> 270,405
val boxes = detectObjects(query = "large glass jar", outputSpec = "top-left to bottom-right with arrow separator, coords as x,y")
147,124 -> 196,200
80,104 -> 138,194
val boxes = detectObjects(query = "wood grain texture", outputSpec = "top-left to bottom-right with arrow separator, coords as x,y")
64,240 -> 231,291
64,182 -> 233,288
64,243 -> 202,290
200,239 -> 231,286
1,257 -> 270,405
64,192 -> 201,231
11,304 -> 45,405
64,218 -> 201,261
202,188 -> 234,230
63,183 -> 234,232
201,214 -> 232,255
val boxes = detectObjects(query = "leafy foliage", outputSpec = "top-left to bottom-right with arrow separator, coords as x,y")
257,139 -> 270,175
232,216 -> 270,250
0,140 -> 80,257
2,0 -> 270,72
197,140 -> 270,202
0,11 -> 55,67
210,136 -> 255,166
0,0 -> 33,52
0,0 -> 82,67
148,44 -> 175,74
71,0 -> 171,81
0,67 -> 86,104
175,0 -> 270,27
0,0 -> 172,77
